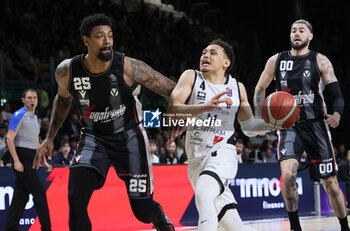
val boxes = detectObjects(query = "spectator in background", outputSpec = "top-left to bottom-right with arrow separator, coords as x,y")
63,112 -> 81,140
265,148 -> 278,163
2,102 -> 12,121
339,144 -> 346,161
175,137 -> 185,159
2,120 -> 9,131
242,147 -> 254,164
337,150 -> 350,209
69,138 -> 77,154
53,140 -> 73,167
160,140 -> 178,164
0,126 -> 8,162
150,139 -> 160,164
236,139 -> 244,164
175,137 -> 188,164
36,81 -> 50,114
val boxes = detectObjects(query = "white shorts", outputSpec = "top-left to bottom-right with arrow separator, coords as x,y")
187,143 -> 238,212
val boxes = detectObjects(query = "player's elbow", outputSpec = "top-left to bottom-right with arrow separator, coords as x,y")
242,130 -> 257,137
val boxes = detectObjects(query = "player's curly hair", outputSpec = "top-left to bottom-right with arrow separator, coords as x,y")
209,39 -> 235,74
80,13 -> 112,37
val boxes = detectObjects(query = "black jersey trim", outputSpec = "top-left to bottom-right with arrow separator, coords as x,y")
274,52 -> 283,89
68,58 -> 73,92
185,70 -> 197,105
224,73 -> 229,84
119,54 -> 137,91
234,79 -> 242,134
287,50 -> 312,58
217,203 -> 238,221
200,170 -> 224,195
79,51 -> 114,77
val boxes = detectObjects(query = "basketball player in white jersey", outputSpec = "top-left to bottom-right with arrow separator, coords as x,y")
168,39 -> 270,231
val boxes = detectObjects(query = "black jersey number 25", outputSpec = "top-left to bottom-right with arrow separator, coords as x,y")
73,77 -> 91,90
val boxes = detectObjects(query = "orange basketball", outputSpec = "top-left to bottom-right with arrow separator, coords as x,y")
261,91 -> 300,129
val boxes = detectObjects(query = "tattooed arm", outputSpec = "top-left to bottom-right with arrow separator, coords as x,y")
33,59 -> 73,169
317,53 -> 344,128
317,53 -> 338,85
253,54 -> 278,118
123,56 -> 176,97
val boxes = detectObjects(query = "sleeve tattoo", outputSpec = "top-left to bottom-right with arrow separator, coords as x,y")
254,88 -> 265,118
318,55 -> 337,84
130,58 -> 176,97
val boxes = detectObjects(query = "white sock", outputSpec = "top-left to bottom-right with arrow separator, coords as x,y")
195,174 -> 221,231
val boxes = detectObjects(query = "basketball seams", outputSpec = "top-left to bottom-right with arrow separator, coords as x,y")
263,91 -> 300,129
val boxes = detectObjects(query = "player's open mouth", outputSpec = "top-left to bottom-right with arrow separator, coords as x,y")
201,61 -> 210,66
101,47 -> 111,51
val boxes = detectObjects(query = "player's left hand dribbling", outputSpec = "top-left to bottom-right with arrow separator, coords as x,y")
324,112 -> 340,128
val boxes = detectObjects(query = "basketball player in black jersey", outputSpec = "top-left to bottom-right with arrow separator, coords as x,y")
254,19 -> 347,231
33,14 -> 176,231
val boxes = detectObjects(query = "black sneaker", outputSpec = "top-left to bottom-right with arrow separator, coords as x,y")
153,202 -> 175,231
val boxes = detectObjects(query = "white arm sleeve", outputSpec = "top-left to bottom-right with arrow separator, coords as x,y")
239,115 -> 272,137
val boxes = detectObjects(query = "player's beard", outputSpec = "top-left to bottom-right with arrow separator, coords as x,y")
97,48 -> 112,61
290,39 -> 308,50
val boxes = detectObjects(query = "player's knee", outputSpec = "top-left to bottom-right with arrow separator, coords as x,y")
282,171 -> 297,186
323,179 -> 341,198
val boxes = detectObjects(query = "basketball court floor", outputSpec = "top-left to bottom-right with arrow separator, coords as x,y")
144,215 -> 348,231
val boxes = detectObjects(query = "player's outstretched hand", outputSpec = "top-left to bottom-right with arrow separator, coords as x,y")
203,89 -> 231,110
169,125 -> 186,143
33,138 -> 54,170
324,112 -> 340,128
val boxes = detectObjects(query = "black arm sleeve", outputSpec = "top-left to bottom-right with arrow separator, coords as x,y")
324,82 -> 344,115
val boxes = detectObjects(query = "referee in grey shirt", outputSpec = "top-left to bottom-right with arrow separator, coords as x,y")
5,89 -> 52,231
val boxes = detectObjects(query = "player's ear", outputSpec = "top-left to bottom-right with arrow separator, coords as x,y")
223,59 -> 230,69
82,36 -> 89,47
309,33 -> 313,41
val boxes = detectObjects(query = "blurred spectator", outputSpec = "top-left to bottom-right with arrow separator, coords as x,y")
150,139 -> 159,164
1,102 -> 12,121
175,137 -> 187,164
53,140 -> 73,167
41,107 -> 52,123
36,82 -> 50,114
236,139 -> 244,164
265,148 -> 277,163
160,140 -> 178,164
338,144 -> 346,161
242,147 -> 254,164
2,120 -> 9,131
337,150 -> 350,209
0,126 -> 8,163
69,138 -> 77,153
63,112 -> 81,140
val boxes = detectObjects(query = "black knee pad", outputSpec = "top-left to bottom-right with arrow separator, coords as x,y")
129,197 -> 156,223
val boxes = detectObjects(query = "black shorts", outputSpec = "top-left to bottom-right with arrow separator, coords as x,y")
71,124 -> 153,198
277,119 -> 337,179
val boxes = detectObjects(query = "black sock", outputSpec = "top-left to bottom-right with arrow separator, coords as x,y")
338,216 -> 350,231
288,210 -> 302,231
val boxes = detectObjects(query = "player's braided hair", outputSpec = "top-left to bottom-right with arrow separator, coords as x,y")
80,13 -> 112,37
209,39 -> 235,74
